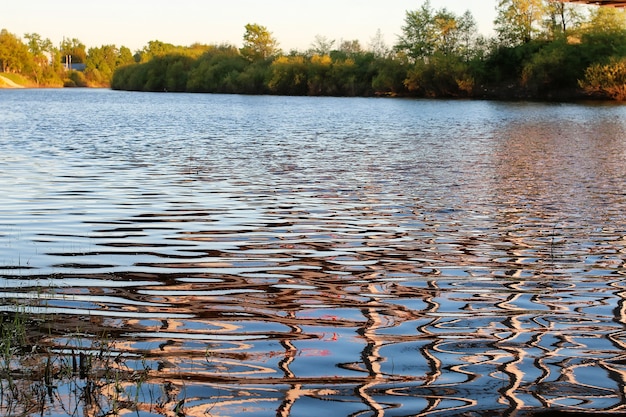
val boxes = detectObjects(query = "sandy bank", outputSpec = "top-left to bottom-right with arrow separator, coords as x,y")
0,74 -> 25,88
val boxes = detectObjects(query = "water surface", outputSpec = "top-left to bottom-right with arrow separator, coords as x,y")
1,89 -> 626,416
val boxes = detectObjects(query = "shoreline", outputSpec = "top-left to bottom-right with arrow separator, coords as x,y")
0,79 -> 616,103
0,74 -> 25,88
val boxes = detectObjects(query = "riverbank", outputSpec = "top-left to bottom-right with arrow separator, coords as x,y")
0,74 -> 613,102
0,74 -> 25,88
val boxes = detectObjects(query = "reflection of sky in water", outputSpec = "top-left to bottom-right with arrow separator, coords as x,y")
1,90 -> 626,415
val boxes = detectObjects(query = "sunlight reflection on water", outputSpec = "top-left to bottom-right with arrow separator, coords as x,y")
1,90 -> 626,416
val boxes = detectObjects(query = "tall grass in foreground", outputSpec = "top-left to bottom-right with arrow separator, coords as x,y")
0,305 -> 163,417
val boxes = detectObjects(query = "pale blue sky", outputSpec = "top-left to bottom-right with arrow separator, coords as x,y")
3,1 -> 497,52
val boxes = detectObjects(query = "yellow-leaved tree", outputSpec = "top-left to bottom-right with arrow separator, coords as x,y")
240,23 -> 280,61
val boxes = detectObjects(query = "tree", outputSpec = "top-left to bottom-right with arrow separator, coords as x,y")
23,33 -> 55,84
520,38 -> 582,93
404,53 -> 475,97
339,39 -> 362,55
307,54 -> 332,94
542,1 -> 585,39
456,11 -> 479,60
59,37 -> 86,64
24,33 -> 52,58
268,55 -> 308,95
495,0 -> 545,45
240,23 -> 279,61
186,46 -> 247,93
434,9 -> 478,58
0,29 -> 30,73
586,6 -> 626,34
371,56 -> 406,94
396,1 -> 477,60
136,40 -> 177,62
396,0 -> 438,60
368,29 -> 389,58
310,35 -> 335,55
579,6 -> 626,65
118,46 -> 135,66
85,45 -> 119,85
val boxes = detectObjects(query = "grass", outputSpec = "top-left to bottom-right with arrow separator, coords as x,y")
0,73 -> 33,88
0,305 -> 162,417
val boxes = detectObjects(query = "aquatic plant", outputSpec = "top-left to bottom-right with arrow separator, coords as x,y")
0,305 -> 160,417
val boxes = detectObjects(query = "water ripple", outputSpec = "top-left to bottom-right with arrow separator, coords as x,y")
2,90 -> 626,415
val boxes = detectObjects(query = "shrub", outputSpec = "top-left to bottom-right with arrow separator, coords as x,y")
579,57 -> 626,100
64,70 -> 87,87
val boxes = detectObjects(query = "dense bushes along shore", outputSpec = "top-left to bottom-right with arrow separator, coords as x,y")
111,45 -> 407,97
110,36 -> 626,100
4,1 -> 626,99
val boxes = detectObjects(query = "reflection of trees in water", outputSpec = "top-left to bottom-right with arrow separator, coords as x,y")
20,267 -> 622,416
6,218 -> 626,416
5,119 -> 626,415
33,270 -> 624,415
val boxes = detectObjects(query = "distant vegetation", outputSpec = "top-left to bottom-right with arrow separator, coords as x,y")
3,0 -> 626,99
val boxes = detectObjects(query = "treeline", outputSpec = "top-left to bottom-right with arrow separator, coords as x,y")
0,31 -> 135,87
3,1 -> 626,99
111,25 -> 404,96
110,2 -> 626,100
112,43 -> 405,96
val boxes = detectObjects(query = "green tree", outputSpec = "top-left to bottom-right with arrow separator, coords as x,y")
328,57 -> 358,95
164,55 -> 193,91
396,1 -> 477,60
23,33 -> 57,85
235,60 -> 271,94
66,69 -> 87,87
404,53 -> 474,97
84,45 -> 135,86
396,1 -> 437,60
580,6 -> 626,63
434,9 -> 461,55
86,44 -> 128,85
118,46 -> 135,66
435,9 -> 478,58
542,1 -> 585,39
307,54 -> 332,94
86,46 -> 113,80
395,2 -> 479,97
0,29 -> 30,73
24,33 -> 52,59
520,39 -> 582,93
186,45 -> 247,93
135,40 -> 177,63
59,37 -> 86,65
586,6 -> 626,34
456,11 -> 479,60
495,0 -> 545,45
111,61 -> 151,91
241,23 -> 279,61
269,55 -> 309,95
371,56 -> 406,95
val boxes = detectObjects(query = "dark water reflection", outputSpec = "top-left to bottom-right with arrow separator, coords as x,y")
1,90 -> 626,416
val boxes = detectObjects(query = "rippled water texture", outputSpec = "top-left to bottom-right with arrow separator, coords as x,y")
2,89 -> 626,416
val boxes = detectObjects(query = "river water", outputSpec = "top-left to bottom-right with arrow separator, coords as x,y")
1,89 -> 626,416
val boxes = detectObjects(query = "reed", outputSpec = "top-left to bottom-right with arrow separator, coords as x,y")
0,304 -> 158,417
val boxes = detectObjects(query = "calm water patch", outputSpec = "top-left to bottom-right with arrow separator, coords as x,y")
1,89 -> 626,416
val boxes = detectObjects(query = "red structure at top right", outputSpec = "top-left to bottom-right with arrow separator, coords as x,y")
560,0 -> 626,6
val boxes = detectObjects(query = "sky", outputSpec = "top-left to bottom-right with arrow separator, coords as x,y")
2,1 -> 497,52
